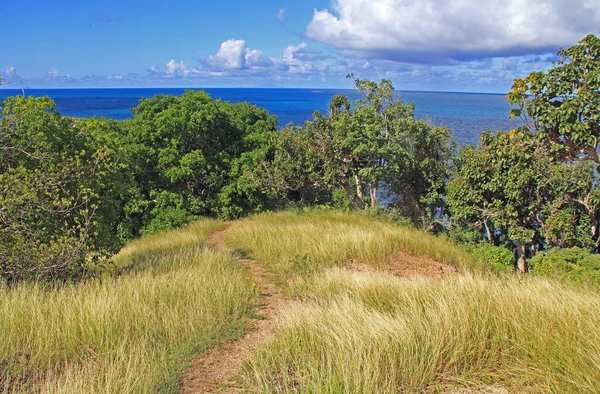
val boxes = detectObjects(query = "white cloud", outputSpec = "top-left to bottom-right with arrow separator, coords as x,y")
3,66 -> 16,78
207,39 -> 247,69
203,39 -> 273,70
276,43 -> 328,74
305,0 -> 600,63
165,60 -> 195,76
277,8 -> 285,23
47,68 -> 71,79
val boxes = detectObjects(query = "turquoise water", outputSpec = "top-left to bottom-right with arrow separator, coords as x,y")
0,88 -> 521,145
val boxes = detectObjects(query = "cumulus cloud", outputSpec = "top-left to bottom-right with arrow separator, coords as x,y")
203,39 -> 273,70
274,43 -> 328,74
305,0 -> 600,63
207,39 -> 247,69
151,39 -> 327,81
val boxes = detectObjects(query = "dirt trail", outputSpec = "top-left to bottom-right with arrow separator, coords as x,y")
180,227 -> 458,393
179,227 -> 286,393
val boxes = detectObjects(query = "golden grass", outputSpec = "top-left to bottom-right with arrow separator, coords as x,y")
111,219 -> 227,270
223,211 -> 600,393
5,211 -> 599,393
0,220 -> 256,393
226,210 -> 475,281
241,269 -> 600,393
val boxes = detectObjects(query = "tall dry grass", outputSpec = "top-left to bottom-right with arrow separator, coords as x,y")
226,210 -> 475,281
241,269 -> 600,393
0,220 -> 256,393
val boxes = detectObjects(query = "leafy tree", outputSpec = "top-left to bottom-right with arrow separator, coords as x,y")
119,90 -> 278,236
0,96 -> 124,282
447,130 -> 551,273
508,34 -> 600,163
249,124 -> 328,206
448,128 -> 600,273
278,75 -> 454,225
540,161 -> 600,249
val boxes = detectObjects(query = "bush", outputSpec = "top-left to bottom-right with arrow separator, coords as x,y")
529,247 -> 600,286
471,243 -> 515,273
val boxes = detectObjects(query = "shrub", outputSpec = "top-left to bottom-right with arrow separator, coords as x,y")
529,247 -> 600,286
471,243 -> 515,273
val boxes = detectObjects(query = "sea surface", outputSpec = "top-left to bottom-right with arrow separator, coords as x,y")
0,88 -> 521,145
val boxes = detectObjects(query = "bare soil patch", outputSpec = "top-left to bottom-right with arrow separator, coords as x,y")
347,249 -> 458,279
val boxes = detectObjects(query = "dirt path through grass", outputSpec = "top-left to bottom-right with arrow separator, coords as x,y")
179,218 -> 458,393
179,226 -> 286,393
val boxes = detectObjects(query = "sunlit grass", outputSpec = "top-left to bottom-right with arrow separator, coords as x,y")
241,269 -> 600,393
226,210 -> 475,281
0,220 -> 255,393
111,219 -> 227,270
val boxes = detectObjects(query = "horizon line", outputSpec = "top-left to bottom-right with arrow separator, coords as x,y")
0,86 -> 508,96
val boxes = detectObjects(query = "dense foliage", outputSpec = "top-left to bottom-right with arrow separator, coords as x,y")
508,34 -> 600,163
0,97 -> 125,281
449,34 -> 600,273
118,90 -> 278,237
250,75 -> 454,227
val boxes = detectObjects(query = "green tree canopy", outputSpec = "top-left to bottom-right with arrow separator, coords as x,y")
119,90 -> 279,236
508,34 -> 600,163
0,96 -> 125,281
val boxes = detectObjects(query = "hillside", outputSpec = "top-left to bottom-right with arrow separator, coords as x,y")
2,211 -> 600,393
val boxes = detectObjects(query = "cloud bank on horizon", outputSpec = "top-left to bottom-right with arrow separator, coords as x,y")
1,0 -> 599,92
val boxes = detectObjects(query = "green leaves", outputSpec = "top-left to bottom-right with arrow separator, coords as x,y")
507,34 -> 600,163
0,97 -> 125,282
121,90 -> 279,227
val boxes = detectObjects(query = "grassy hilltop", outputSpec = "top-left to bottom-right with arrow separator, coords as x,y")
2,211 -> 600,393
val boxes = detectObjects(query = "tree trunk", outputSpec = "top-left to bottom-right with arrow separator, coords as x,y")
369,183 -> 378,211
354,174 -> 364,208
516,240 -> 528,274
483,218 -> 493,245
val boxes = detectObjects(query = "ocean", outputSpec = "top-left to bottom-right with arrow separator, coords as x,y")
0,88 -> 521,145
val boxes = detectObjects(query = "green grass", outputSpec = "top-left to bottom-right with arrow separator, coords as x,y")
0,220 -> 256,393
226,210 -> 475,282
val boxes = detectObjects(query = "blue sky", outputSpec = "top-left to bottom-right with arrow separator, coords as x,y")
1,0 -> 599,92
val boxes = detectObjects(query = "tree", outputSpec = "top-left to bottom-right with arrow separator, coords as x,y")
297,75 -> 453,223
448,128 -> 600,273
447,130 -> 551,273
540,161 -> 600,250
0,96 -> 124,282
119,90 -> 279,236
249,125 -> 328,206
507,34 -> 600,163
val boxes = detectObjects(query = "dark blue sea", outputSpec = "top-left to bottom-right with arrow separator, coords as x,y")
0,88 -> 521,145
